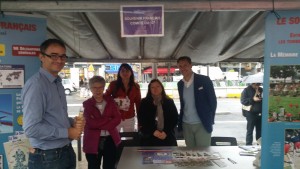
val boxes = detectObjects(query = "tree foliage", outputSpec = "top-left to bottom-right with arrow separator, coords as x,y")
270,65 -> 300,82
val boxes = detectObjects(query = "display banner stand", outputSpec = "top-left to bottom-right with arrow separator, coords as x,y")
262,10 -> 300,169
0,13 -> 46,169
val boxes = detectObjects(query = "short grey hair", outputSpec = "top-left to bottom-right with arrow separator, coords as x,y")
89,76 -> 105,88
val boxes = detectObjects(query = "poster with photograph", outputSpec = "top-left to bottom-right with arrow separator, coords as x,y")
268,65 -> 300,122
0,94 -> 13,134
0,154 -> 3,169
0,13 -> 46,169
262,10 -> 300,169
284,129 -> 300,169
0,64 -> 24,89
3,138 -> 30,169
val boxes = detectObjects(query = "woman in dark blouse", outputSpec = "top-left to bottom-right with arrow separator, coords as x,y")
138,79 -> 178,146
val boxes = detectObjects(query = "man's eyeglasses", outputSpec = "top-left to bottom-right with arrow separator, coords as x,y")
41,52 -> 68,60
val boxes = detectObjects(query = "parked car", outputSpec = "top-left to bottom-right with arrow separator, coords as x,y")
62,79 -> 77,95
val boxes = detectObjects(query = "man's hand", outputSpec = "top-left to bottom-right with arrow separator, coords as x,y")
68,127 -> 82,140
253,96 -> 262,102
74,116 -> 86,132
253,88 -> 262,102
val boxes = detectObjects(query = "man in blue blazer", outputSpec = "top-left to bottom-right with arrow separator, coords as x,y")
177,56 -> 217,147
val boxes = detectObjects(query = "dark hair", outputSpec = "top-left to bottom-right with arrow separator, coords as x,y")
89,76 -> 105,88
177,56 -> 192,64
40,39 -> 66,53
114,63 -> 135,96
146,79 -> 168,100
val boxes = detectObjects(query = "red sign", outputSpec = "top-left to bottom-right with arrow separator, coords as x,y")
12,45 -> 40,56
143,67 -> 175,74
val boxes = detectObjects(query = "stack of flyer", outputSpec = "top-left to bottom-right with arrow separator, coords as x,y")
3,131 -> 31,169
238,145 -> 261,156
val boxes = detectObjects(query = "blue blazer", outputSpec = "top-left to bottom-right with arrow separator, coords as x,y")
177,73 -> 217,133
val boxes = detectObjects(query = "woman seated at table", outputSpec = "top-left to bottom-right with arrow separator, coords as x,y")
138,79 -> 178,146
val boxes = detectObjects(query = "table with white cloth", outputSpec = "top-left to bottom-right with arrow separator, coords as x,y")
117,146 -> 259,169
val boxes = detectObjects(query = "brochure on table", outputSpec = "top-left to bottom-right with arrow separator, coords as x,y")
0,13 -> 46,169
140,149 -> 223,167
262,10 -> 300,169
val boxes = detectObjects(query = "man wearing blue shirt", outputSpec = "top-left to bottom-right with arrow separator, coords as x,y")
22,39 -> 84,169
177,56 -> 217,147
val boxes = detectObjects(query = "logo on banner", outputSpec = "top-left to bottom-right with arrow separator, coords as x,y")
12,45 -> 40,57
0,21 -> 37,32
0,44 -> 5,56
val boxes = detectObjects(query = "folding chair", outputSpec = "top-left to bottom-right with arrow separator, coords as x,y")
175,126 -> 184,140
119,132 -> 140,147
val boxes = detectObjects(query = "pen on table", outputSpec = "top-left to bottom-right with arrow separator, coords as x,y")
227,158 -> 237,164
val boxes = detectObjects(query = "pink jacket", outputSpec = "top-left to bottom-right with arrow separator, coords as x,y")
82,95 -> 121,154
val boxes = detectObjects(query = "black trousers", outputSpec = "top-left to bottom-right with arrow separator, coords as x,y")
85,136 -> 117,169
245,112 -> 262,145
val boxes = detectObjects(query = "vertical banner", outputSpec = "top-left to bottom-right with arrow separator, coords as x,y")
0,13 -> 46,169
262,11 -> 300,169
120,5 -> 164,37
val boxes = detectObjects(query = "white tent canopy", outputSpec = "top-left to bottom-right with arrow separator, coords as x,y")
2,0 -> 300,64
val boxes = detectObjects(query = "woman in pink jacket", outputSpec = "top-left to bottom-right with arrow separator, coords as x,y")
83,76 -> 121,169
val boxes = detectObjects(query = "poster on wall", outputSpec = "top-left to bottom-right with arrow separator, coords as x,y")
0,65 -> 24,89
268,65 -> 300,123
0,94 -> 13,134
262,11 -> 300,169
284,129 -> 300,169
3,137 -> 30,169
0,154 -> 3,169
120,5 -> 164,37
0,13 -> 46,169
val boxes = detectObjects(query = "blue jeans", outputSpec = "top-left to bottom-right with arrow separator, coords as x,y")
28,143 -> 76,169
